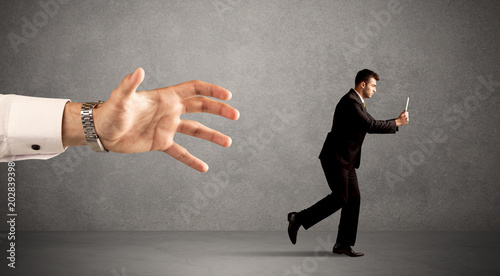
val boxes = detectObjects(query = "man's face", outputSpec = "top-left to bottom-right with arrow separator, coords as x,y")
361,78 -> 377,99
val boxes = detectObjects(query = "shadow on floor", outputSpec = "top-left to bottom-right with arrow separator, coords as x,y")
219,250 -> 343,257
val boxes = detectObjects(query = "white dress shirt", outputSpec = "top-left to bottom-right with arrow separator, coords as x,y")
0,94 -> 69,161
352,88 -> 365,105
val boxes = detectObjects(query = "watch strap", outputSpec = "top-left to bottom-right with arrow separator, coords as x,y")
81,101 -> 109,153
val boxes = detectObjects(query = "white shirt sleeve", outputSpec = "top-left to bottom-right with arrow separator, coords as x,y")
0,94 -> 70,162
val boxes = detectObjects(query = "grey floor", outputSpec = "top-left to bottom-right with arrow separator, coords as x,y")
0,231 -> 499,276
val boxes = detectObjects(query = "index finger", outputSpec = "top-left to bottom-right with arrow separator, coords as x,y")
170,80 -> 232,101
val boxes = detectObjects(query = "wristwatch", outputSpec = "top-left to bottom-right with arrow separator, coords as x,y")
81,101 -> 109,152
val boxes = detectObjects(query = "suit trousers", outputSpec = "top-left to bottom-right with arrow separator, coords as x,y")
297,158 -> 360,246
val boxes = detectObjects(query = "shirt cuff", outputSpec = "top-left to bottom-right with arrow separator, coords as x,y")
3,95 -> 70,160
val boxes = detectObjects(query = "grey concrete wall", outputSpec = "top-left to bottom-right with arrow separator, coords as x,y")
0,0 -> 499,231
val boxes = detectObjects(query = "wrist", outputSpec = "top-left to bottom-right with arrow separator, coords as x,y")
62,102 -> 87,147
81,101 -> 109,152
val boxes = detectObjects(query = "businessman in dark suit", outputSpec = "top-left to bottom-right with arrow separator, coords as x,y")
287,69 -> 409,257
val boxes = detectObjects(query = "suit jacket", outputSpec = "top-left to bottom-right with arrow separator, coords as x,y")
319,89 -> 397,169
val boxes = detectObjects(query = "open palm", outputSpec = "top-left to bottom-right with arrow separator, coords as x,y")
93,68 -> 239,172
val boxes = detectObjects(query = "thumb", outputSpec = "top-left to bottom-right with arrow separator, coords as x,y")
116,67 -> 145,97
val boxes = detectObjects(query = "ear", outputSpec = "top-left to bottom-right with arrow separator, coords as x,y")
360,81 -> 365,89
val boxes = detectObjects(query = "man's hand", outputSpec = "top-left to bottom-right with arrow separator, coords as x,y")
63,68 -> 239,172
395,110 -> 409,127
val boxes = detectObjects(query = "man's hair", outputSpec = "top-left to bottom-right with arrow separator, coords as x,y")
355,69 -> 380,85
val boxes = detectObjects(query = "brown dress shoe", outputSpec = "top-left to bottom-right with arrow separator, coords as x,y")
287,212 -> 300,245
333,243 -> 364,257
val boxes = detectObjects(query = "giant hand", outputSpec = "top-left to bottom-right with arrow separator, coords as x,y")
63,68 -> 239,172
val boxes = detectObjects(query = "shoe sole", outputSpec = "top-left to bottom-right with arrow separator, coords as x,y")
333,251 -> 364,257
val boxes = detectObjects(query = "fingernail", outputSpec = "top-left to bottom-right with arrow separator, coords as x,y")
129,68 -> 139,79
128,69 -> 136,79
